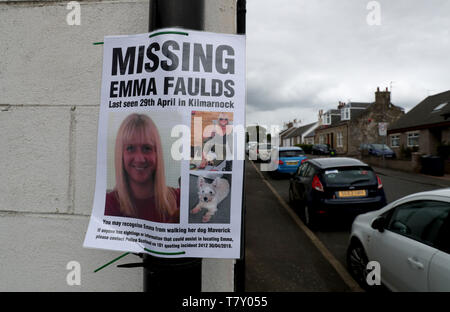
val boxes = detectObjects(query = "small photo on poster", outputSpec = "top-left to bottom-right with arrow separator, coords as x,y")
104,111 -> 183,224
189,172 -> 232,224
190,111 -> 233,172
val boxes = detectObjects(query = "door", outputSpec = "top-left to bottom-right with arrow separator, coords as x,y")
292,163 -> 312,203
428,214 -> 450,291
370,200 -> 450,291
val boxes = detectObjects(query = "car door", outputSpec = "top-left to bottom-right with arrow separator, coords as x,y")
292,162 -> 310,202
428,214 -> 450,291
369,200 -> 449,291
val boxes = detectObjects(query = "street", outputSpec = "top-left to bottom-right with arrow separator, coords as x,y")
244,158 -> 450,291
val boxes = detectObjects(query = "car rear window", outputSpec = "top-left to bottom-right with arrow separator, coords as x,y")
280,150 -> 305,157
322,167 -> 377,185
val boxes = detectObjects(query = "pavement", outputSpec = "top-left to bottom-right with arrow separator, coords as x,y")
372,165 -> 450,188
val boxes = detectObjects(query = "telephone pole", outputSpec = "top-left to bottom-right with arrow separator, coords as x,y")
141,0 -> 246,292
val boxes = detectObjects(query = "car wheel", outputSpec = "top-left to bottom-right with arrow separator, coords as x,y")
347,241 -> 372,290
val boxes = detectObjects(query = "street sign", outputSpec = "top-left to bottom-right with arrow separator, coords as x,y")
378,122 -> 388,136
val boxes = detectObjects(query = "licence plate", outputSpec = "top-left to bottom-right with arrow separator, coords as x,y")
286,161 -> 298,165
338,190 -> 367,198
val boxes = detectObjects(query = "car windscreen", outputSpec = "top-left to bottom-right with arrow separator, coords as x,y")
322,167 -> 377,186
279,150 -> 305,157
371,144 -> 392,151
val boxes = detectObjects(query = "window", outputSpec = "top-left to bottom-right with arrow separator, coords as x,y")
390,134 -> 400,148
337,132 -> 343,148
323,167 -> 377,186
407,132 -> 419,147
341,108 -> 350,120
319,135 -> 325,144
298,163 -> 310,177
387,200 -> 450,249
280,149 -> 305,158
433,102 -> 448,112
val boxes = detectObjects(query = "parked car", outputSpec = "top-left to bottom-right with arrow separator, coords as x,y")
360,143 -> 396,158
312,144 -> 337,156
289,157 -> 386,228
347,188 -> 450,291
272,146 -> 308,176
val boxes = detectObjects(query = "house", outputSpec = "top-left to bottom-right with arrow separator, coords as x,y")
279,120 -> 301,146
314,87 -> 405,155
303,130 -> 315,144
283,122 -> 318,146
387,90 -> 450,157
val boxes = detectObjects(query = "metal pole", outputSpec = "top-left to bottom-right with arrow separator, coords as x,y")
144,0 -> 247,293
143,0 -> 206,293
149,0 -> 204,32
235,0 -> 247,292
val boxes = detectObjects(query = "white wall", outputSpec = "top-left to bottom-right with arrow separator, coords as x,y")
0,0 -> 236,291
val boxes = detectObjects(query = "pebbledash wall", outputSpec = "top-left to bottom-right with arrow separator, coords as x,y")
0,0 -> 237,291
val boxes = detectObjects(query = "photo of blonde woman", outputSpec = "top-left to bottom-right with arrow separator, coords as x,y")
104,113 -> 180,223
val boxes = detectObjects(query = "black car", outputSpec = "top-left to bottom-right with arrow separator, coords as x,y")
311,144 -> 337,156
289,157 -> 387,228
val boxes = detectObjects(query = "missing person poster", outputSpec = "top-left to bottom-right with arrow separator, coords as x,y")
83,29 -> 245,259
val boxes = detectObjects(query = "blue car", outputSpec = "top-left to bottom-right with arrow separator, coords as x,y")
274,146 -> 308,176
360,144 -> 396,158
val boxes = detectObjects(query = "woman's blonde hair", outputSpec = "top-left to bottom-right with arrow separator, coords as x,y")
114,113 -> 177,222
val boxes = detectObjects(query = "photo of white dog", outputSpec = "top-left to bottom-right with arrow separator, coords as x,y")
190,176 -> 230,223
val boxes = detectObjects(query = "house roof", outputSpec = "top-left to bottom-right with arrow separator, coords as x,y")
389,90 -> 450,132
304,130 -> 315,138
347,102 -> 371,109
284,122 -> 316,139
280,126 -> 297,138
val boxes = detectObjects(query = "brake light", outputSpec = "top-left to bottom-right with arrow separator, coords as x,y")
377,175 -> 383,189
279,160 -> 284,165
301,158 -> 308,164
312,175 -> 324,192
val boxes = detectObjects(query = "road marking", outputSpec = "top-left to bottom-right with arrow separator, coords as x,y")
250,161 -> 363,292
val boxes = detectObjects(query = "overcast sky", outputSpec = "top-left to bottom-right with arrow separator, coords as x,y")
245,0 -> 450,128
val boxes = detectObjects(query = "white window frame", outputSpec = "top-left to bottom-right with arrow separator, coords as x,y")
337,132 -> 343,148
407,132 -> 419,147
323,114 -> 331,125
390,134 -> 400,148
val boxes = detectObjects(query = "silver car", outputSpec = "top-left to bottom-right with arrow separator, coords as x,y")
347,188 -> 450,291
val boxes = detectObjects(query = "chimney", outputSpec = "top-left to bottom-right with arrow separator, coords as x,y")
338,101 -> 345,109
375,87 -> 391,107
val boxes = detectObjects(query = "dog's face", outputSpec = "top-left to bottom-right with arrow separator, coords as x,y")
198,177 -> 217,203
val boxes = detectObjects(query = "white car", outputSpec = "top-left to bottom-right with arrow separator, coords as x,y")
347,188 -> 450,291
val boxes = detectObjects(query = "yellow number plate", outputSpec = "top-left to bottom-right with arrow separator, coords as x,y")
338,190 -> 367,198
286,161 -> 298,165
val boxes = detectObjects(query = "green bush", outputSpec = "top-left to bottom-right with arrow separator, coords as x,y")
295,144 -> 313,154
400,144 -> 418,160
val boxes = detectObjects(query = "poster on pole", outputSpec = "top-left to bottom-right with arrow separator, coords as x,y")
83,28 -> 245,259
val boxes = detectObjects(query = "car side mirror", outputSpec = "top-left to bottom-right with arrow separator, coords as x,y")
371,216 -> 386,232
